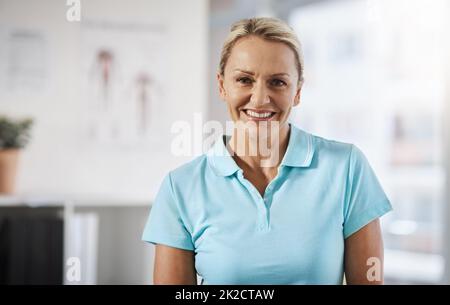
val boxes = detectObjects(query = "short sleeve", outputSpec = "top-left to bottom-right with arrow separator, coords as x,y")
141,173 -> 194,251
343,145 -> 393,239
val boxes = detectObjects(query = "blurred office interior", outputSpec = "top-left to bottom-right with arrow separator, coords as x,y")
0,0 -> 449,284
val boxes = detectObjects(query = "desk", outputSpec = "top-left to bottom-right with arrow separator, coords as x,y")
0,195 -> 153,284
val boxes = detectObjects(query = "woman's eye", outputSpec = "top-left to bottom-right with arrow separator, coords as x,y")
237,77 -> 252,84
270,79 -> 287,87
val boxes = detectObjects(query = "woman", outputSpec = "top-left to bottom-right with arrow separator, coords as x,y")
142,17 -> 392,285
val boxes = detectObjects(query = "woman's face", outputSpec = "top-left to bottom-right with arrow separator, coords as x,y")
218,35 -> 302,137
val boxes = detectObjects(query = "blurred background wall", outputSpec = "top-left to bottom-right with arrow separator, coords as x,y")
0,0 -> 449,284
0,0 -> 208,199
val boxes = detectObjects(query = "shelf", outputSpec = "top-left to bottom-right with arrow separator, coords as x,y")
0,194 -> 153,207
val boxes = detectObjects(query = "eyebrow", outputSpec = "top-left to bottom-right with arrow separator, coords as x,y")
233,69 -> 290,77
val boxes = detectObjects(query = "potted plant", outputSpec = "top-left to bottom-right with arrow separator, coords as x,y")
0,116 -> 33,194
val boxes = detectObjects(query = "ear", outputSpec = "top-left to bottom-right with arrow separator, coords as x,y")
293,81 -> 303,107
217,73 -> 226,101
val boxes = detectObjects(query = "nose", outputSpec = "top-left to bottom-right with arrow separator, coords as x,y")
250,81 -> 270,106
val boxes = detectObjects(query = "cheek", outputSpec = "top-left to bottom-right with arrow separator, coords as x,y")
273,91 -> 296,112
225,87 -> 249,109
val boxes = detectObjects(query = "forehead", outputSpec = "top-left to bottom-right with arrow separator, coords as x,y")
226,35 -> 297,75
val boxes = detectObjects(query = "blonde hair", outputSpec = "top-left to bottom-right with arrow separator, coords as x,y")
219,17 -> 304,84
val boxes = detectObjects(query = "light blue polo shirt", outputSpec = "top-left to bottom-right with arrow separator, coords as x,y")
142,124 -> 392,284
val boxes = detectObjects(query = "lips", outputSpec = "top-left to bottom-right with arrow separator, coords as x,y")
242,109 -> 277,121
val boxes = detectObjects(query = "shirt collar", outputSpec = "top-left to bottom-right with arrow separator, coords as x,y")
207,123 -> 315,177
206,134 -> 240,177
280,124 -> 315,168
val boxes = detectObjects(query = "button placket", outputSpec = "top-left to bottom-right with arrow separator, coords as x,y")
236,170 -> 270,232
262,176 -> 280,230
262,196 -> 271,230
258,198 -> 269,231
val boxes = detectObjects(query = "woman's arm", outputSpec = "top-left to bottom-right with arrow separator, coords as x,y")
154,244 -> 197,285
344,218 -> 384,285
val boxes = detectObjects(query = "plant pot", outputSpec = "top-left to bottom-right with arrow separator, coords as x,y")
0,149 -> 20,194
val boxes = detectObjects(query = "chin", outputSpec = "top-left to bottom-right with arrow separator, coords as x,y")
242,120 -> 281,140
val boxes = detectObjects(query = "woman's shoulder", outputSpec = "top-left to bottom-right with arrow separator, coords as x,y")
304,130 -> 356,161
311,132 -> 352,150
167,154 -> 209,183
306,130 -> 368,166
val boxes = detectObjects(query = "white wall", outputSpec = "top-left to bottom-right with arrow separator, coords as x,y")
0,0 -> 208,201
443,0 -> 450,284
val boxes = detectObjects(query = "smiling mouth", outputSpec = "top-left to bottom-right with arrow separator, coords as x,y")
243,109 -> 277,120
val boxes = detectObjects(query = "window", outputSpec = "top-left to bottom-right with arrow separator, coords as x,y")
289,0 -> 448,284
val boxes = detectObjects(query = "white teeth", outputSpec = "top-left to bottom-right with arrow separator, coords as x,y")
246,110 -> 274,119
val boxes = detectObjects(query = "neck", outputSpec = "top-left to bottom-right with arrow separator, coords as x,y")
228,123 -> 290,170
